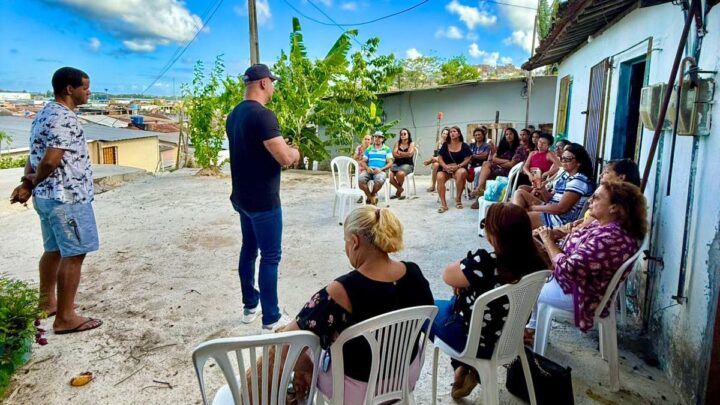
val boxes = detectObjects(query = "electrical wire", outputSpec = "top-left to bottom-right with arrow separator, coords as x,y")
151,0 -> 220,81
484,0 -> 537,11
306,0 -> 363,46
282,0 -> 430,27
140,0 -> 225,95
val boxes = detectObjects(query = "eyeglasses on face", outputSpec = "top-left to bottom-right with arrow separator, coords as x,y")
560,156 -> 575,162
479,218 -> 486,230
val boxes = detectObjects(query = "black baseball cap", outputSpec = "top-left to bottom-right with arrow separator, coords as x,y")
243,64 -> 278,83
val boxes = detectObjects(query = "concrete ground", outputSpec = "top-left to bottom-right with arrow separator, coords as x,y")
0,169 -> 681,404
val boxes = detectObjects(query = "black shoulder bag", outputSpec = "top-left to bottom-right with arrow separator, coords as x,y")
505,346 -> 574,405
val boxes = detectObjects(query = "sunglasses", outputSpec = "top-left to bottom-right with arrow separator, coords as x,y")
560,156 -> 575,162
479,218 -> 486,230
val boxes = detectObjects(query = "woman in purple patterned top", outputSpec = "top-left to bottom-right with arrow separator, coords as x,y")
527,181 -> 648,333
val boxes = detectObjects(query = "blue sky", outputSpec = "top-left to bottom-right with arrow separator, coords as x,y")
0,0 -> 538,96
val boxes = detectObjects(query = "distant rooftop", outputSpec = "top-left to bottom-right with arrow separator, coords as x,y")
0,115 -> 163,152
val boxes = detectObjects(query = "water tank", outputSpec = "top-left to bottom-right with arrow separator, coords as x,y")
131,115 -> 144,125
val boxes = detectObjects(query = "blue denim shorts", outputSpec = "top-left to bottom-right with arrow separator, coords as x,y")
33,197 -> 99,257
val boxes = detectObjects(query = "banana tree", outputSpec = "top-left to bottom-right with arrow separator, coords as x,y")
270,18 -> 357,162
318,37 -> 402,153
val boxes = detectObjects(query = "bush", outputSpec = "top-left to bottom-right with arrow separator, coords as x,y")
0,156 -> 27,170
0,276 -> 43,395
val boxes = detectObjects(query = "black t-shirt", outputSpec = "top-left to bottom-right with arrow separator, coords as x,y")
438,142 -> 472,169
335,262 -> 434,381
226,100 -> 282,212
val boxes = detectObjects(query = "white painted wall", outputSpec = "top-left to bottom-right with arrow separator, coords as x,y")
554,3 -> 720,403
379,76 -> 557,174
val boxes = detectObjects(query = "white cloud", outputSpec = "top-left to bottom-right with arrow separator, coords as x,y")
500,56 -> 513,65
255,0 -> 272,25
446,0 -> 496,30
503,30 -> 533,53
435,25 -> 464,39
468,43 -> 483,58
234,0 -> 272,26
87,37 -> 101,51
500,0 -> 537,52
123,39 -> 161,52
466,31 -> 478,41
340,2 -> 357,11
48,0 -> 203,53
405,48 -> 423,59
468,43 -> 500,66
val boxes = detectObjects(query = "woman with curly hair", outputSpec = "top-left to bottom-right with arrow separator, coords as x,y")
527,181 -> 647,337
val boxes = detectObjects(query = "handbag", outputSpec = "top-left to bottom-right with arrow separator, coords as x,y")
505,347 -> 574,405
467,166 -> 476,182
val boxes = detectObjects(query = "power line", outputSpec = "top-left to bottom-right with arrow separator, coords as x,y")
282,0 -> 430,27
305,0 -> 363,47
140,0 -> 225,95
141,1 -> 219,95
484,0 -> 537,11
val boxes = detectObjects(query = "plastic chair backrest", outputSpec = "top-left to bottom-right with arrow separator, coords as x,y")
594,243 -> 644,319
192,331 -> 322,405
502,162 -> 525,202
331,156 -> 360,192
328,305 -> 438,405
463,270 -> 552,365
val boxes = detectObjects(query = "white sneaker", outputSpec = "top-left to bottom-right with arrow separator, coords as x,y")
241,306 -> 260,324
261,316 -> 291,334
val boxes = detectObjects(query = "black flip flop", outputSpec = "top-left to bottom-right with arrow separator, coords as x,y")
55,318 -> 103,335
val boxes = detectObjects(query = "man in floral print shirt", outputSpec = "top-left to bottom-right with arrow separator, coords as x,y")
10,67 -> 102,334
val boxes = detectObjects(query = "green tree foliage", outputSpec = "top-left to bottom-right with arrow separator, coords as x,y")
0,276 -> 44,395
439,55 -> 481,85
0,130 -> 11,154
181,55 -> 244,172
270,18 -> 356,162
538,0 -> 553,41
395,56 -> 441,90
318,37 -> 402,152
0,156 -> 27,169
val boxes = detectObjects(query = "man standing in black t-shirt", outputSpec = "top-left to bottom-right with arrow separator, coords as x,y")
226,64 -> 299,331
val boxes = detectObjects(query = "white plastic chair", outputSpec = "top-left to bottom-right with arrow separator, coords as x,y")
331,156 -> 365,224
617,282 -> 628,326
192,331 -> 322,405
431,270 -> 552,405
533,246 -> 644,392
401,148 -> 419,198
317,305 -> 438,405
477,162 -> 524,236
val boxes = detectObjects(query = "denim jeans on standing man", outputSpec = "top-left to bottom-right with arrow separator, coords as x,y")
235,206 -> 283,325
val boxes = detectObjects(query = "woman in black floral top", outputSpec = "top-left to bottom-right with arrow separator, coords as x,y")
430,203 -> 548,399
279,206 -> 434,403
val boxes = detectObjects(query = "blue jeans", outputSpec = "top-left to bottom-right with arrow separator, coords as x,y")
236,206 -> 282,325
430,299 -> 468,353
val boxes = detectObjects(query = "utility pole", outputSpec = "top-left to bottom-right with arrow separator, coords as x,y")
248,0 -> 260,64
524,7 -> 539,129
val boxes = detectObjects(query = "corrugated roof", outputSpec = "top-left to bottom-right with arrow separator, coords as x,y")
0,115 -> 160,151
377,76 -> 553,96
522,0 -> 673,71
